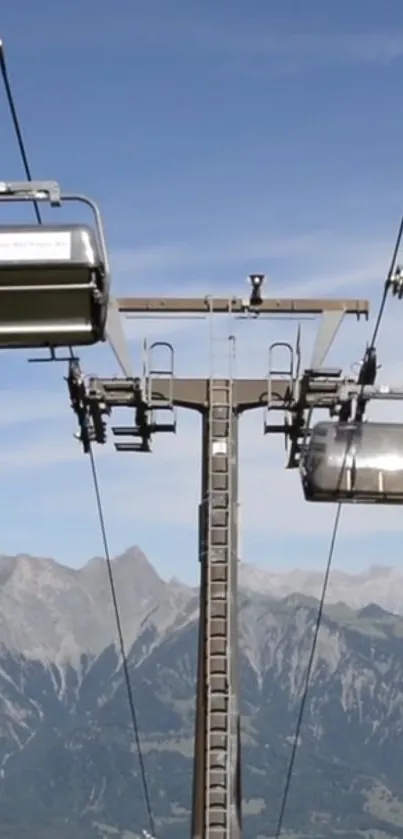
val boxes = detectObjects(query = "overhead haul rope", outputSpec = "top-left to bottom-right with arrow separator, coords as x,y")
273,217 -> 403,839
0,43 -> 156,838
0,44 -> 41,222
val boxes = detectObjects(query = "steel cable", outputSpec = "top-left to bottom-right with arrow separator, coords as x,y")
88,446 -> 156,838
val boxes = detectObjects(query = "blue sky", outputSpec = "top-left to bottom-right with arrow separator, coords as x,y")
2,0 -> 403,582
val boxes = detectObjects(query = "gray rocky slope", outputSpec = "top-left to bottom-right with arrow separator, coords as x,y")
1,548 -> 403,839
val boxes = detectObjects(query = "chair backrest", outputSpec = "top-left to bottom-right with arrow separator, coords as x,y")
0,223 -> 108,348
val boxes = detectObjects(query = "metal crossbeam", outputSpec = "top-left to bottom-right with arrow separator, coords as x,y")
117,296 -> 369,315
88,375 -> 345,413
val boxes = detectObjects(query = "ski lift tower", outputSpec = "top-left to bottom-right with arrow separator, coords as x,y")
78,285 -> 369,839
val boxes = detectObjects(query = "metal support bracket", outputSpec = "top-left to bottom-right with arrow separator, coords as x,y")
66,360 -> 109,454
143,340 -> 175,407
79,369 -> 177,454
106,296 -> 136,379
264,309 -> 352,466
112,377 -> 153,453
265,366 -> 346,468
264,367 -> 403,469
28,346 -> 79,365
0,180 -> 62,205
264,325 -> 303,436
310,308 -> 346,370
142,339 -> 177,434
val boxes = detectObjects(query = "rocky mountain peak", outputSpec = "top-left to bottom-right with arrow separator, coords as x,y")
86,544 -> 164,583
239,560 -> 403,615
367,564 -> 394,577
112,545 -> 165,586
358,602 -> 395,620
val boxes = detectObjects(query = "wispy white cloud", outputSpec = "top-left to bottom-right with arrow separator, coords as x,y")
111,229 -> 393,296
104,21 -> 403,73
111,244 -> 189,276
64,17 -> 403,68
17,9 -> 403,69
145,26 -> 403,82
111,231 -> 329,286
0,433 -> 115,474
213,31 -> 403,67
0,390 -> 68,428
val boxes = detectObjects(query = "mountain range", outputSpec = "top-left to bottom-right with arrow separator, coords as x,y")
1,547 -> 403,838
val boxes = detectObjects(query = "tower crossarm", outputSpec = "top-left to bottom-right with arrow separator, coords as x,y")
116,296 -> 369,316
88,376 -> 343,413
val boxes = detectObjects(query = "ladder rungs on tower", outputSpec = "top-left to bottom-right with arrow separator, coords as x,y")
204,301 -> 235,839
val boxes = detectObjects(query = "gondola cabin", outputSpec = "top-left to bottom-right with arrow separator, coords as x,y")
0,224 -> 109,349
300,420 -> 403,504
